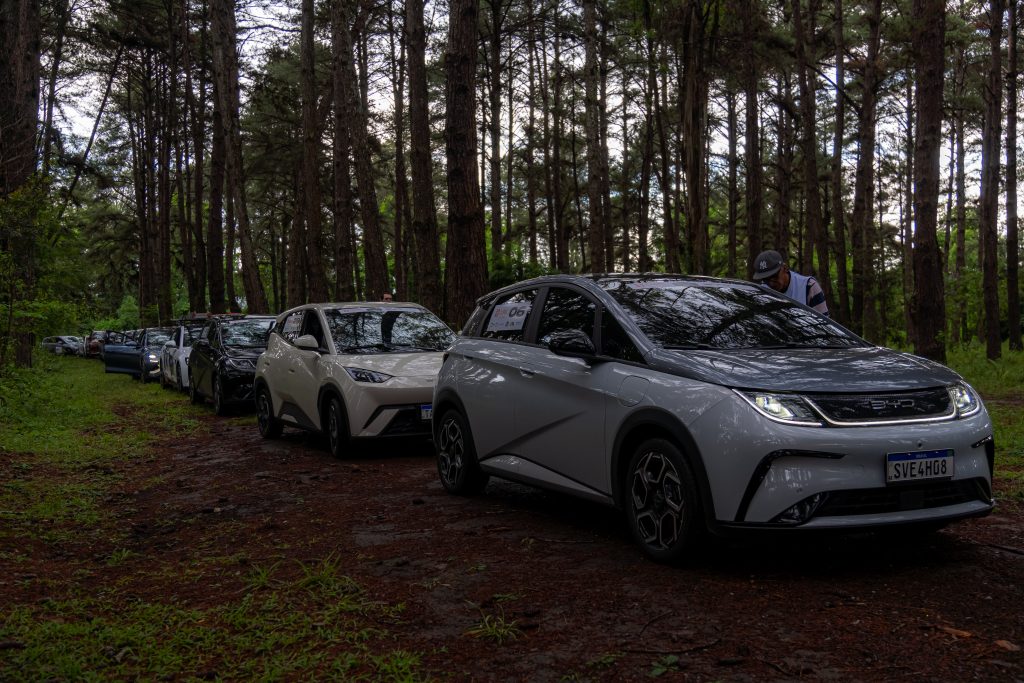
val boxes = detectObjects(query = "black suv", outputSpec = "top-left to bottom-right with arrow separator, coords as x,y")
188,315 -> 276,414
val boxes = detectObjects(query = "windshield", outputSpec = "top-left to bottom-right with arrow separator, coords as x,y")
600,278 -> 865,350
324,307 -> 454,353
146,329 -> 173,347
221,319 -> 274,347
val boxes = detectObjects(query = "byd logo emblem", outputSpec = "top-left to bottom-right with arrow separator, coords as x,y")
866,398 -> 915,411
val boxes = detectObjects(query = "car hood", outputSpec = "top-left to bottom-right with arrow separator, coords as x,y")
335,351 -> 443,378
223,347 -> 265,361
651,346 -> 961,393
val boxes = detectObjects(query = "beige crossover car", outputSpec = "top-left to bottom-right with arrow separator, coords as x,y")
254,302 -> 455,457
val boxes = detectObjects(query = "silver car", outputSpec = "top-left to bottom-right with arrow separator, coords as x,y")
433,275 -> 994,562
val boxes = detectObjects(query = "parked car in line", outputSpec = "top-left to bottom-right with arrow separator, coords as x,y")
254,302 -> 455,457
103,327 -> 174,381
160,321 -> 206,391
40,336 -> 83,355
433,274 -> 995,563
189,315 -> 276,414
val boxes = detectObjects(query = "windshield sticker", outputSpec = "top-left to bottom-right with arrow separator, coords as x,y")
486,302 -> 532,332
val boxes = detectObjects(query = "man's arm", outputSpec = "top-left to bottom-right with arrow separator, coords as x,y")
806,278 -> 829,317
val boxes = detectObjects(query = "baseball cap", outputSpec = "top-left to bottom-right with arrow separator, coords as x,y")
752,250 -> 784,280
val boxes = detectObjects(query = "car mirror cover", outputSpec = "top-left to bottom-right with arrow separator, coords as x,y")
548,329 -> 597,359
295,334 -> 320,351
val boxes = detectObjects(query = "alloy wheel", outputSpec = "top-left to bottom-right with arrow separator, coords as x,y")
437,415 -> 465,488
630,449 -> 686,552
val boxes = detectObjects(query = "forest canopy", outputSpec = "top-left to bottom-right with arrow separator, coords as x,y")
1,0 -> 1022,369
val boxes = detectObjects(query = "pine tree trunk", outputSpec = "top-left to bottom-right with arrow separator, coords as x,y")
338,1 -> 389,300
851,0 -> 882,339
583,0 -> 605,272
792,0 -> 830,308
1007,0 -> 1022,351
830,0 -> 850,324
980,0 -> 1004,360
405,0 -> 440,310
300,0 -> 329,302
210,0 -> 268,312
743,0 -> 762,277
208,88 -> 226,313
444,0 -> 489,325
331,0 -> 356,302
910,0 -> 947,362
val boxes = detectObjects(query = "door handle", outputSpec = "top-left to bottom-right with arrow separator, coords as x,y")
519,367 -> 535,377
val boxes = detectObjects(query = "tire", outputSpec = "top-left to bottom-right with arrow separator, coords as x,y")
175,363 -> 185,392
160,370 -> 168,388
212,375 -> 228,416
436,408 -> 489,495
141,367 -> 151,384
325,396 -> 350,459
188,371 -> 202,405
624,438 -> 702,564
256,385 -> 283,439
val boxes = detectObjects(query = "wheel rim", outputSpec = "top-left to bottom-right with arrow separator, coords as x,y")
437,416 -> 465,486
257,391 -> 271,433
630,450 -> 685,552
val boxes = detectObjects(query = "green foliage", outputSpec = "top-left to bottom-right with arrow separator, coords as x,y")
946,343 -> 1024,498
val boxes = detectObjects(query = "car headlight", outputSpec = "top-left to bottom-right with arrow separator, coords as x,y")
147,353 -> 159,362
949,382 -> 981,418
225,358 -> 255,371
736,390 -> 823,426
345,367 -> 393,383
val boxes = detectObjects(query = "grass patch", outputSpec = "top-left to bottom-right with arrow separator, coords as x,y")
946,343 -> 1024,497
465,609 -> 522,644
0,357 -> 207,544
0,568 -> 426,681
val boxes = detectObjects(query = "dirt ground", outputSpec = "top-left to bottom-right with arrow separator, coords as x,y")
8,404 -> 1024,681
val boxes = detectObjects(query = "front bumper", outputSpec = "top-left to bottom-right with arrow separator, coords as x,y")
221,368 -> 257,404
346,376 -> 436,438
690,395 -> 995,528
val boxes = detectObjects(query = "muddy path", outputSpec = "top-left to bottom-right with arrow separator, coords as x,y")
10,406 -> 1024,681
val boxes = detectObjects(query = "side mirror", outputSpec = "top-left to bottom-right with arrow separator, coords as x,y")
295,334 -> 320,351
547,329 -> 598,361
164,341 -> 177,350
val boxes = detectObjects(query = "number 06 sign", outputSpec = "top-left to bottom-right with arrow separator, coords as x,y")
486,303 -> 532,332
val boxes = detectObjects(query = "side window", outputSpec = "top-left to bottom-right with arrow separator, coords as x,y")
462,299 -> 492,336
279,311 -> 304,344
481,289 -> 538,342
601,311 -> 644,363
537,287 -> 596,346
301,310 -> 326,349
208,323 -> 221,349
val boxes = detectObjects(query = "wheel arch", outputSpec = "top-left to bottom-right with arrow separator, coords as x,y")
316,381 -> 348,432
432,388 -> 469,440
611,408 -> 715,523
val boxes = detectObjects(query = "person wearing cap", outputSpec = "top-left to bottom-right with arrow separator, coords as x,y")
751,249 -> 829,317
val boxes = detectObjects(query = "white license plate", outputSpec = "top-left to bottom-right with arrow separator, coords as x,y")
420,404 -> 432,420
886,449 -> 953,483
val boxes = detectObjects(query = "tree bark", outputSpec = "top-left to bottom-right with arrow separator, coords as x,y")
1008,0 -> 1022,351
583,0 -> 605,272
210,0 -> 268,312
980,0 -> 1004,360
791,0 -> 830,308
743,0 -> 762,277
444,0 -> 489,325
850,0 -> 882,339
910,0 -> 947,362
300,0 -> 329,302
405,0 -> 441,309
337,0 -> 389,300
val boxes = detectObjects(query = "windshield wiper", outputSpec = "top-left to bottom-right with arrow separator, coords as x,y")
339,343 -> 391,353
662,343 -> 718,350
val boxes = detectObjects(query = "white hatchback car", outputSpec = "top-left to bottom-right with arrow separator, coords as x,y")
255,302 -> 455,456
